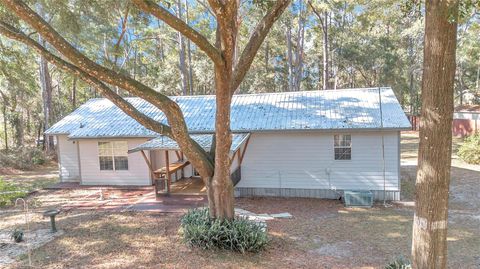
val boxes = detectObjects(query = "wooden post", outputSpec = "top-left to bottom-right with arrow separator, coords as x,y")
239,136 -> 251,165
140,150 -> 155,183
180,151 -> 185,179
175,150 -> 182,160
165,150 -> 170,193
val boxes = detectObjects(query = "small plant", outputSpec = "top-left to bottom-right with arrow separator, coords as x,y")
11,228 -> 24,243
385,256 -> 412,269
0,147 -> 49,170
180,208 -> 268,253
0,178 -> 27,206
458,134 -> 480,164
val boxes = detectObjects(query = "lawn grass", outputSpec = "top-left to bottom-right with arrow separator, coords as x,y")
0,178 -> 28,206
0,164 -> 58,207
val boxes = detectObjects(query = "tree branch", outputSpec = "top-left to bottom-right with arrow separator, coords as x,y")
0,0 -> 215,177
307,0 -> 326,34
230,0 -> 291,93
132,0 -> 224,66
0,20 -> 173,138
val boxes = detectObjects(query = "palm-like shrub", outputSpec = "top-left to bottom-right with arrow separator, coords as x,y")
385,256 -> 412,269
458,134 -> 480,164
180,208 -> 268,253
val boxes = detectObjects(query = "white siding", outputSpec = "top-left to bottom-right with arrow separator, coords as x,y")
57,135 -> 80,182
454,112 -> 480,120
78,138 -> 151,185
237,131 -> 400,191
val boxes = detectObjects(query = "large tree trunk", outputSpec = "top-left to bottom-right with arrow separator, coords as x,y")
185,0 -> 194,95
36,4 -> 54,152
177,0 -> 189,95
1,99 -> 7,151
322,11 -> 329,90
1,0 -> 291,221
39,40 -> 54,152
203,4 -> 243,219
11,109 -> 24,148
294,6 -> 305,92
209,70 -> 234,218
411,1 -> 458,268
286,24 -> 294,91
71,76 -> 77,108
475,60 -> 480,91
308,1 -> 329,90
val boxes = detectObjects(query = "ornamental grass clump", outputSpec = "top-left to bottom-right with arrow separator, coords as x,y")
180,208 -> 268,253
458,134 -> 480,164
385,256 -> 412,269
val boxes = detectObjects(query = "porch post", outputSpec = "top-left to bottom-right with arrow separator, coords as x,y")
165,150 -> 170,193
180,151 -> 185,178
140,150 -> 155,181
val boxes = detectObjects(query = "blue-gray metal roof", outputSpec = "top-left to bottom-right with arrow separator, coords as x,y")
128,133 -> 250,153
46,87 -> 411,138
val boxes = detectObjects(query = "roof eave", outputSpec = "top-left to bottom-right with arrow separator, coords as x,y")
61,127 -> 412,139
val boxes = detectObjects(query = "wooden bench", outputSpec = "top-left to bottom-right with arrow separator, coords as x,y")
153,160 -> 190,195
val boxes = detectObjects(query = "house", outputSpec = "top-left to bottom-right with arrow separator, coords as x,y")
45,87 -> 411,200
453,105 -> 480,137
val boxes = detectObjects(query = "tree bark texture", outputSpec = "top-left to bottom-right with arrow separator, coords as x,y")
412,1 -> 458,268
1,0 -> 291,220
71,76 -> 77,107
206,2 -> 238,219
1,97 -> 8,151
322,11 -> 328,90
176,0 -> 189,95
185,0 -> 194,95
39,45 -> 54,152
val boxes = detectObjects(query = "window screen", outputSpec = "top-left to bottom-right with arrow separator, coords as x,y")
334,135 -> 352,160
98,141 -> 129,170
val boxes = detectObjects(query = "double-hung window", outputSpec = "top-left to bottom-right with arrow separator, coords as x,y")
334,134 -> 352,160
98,141 -> 129,171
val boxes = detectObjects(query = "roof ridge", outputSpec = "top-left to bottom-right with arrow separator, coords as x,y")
86,87 -> 392,102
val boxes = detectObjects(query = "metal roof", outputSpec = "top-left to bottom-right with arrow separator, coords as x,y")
46,87 -> 411,138
128,133 -> 250,153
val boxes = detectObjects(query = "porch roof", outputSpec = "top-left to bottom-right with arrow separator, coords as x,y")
128,133 -> 250,154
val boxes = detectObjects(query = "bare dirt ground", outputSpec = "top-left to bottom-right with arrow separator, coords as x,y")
0,132 -> 479,268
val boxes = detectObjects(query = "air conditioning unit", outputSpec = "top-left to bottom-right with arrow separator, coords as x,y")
344,190 -> 373,207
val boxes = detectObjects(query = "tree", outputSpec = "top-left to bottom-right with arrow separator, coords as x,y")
0,0 -> 291,219
308,0 -> 329,90
411,0 -> 459,268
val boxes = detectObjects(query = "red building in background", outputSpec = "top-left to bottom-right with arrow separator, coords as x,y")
453,105 -> 480,137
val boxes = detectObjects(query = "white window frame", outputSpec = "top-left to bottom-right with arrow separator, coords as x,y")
334,134 -> 352,160
98,141 -> 129,171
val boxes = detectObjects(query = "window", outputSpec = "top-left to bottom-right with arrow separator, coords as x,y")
98,141 -> 129,171
334,134 -> 351,160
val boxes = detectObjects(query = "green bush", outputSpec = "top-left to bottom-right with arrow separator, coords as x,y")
0,147 -> 48,170
385,256 -> 412,269
0,178 -> 27,206
458,134 -> 480,164
11,228 -> 24,243
180,208 -> 268,253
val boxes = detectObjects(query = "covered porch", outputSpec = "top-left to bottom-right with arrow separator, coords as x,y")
128,133 -> 250,196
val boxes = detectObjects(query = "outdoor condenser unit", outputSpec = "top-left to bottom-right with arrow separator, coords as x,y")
343,190 -> 374,207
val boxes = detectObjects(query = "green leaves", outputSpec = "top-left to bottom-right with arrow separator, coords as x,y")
0,178 -> 27,207
458,134 -> 480,165
180,208 -> 269,253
